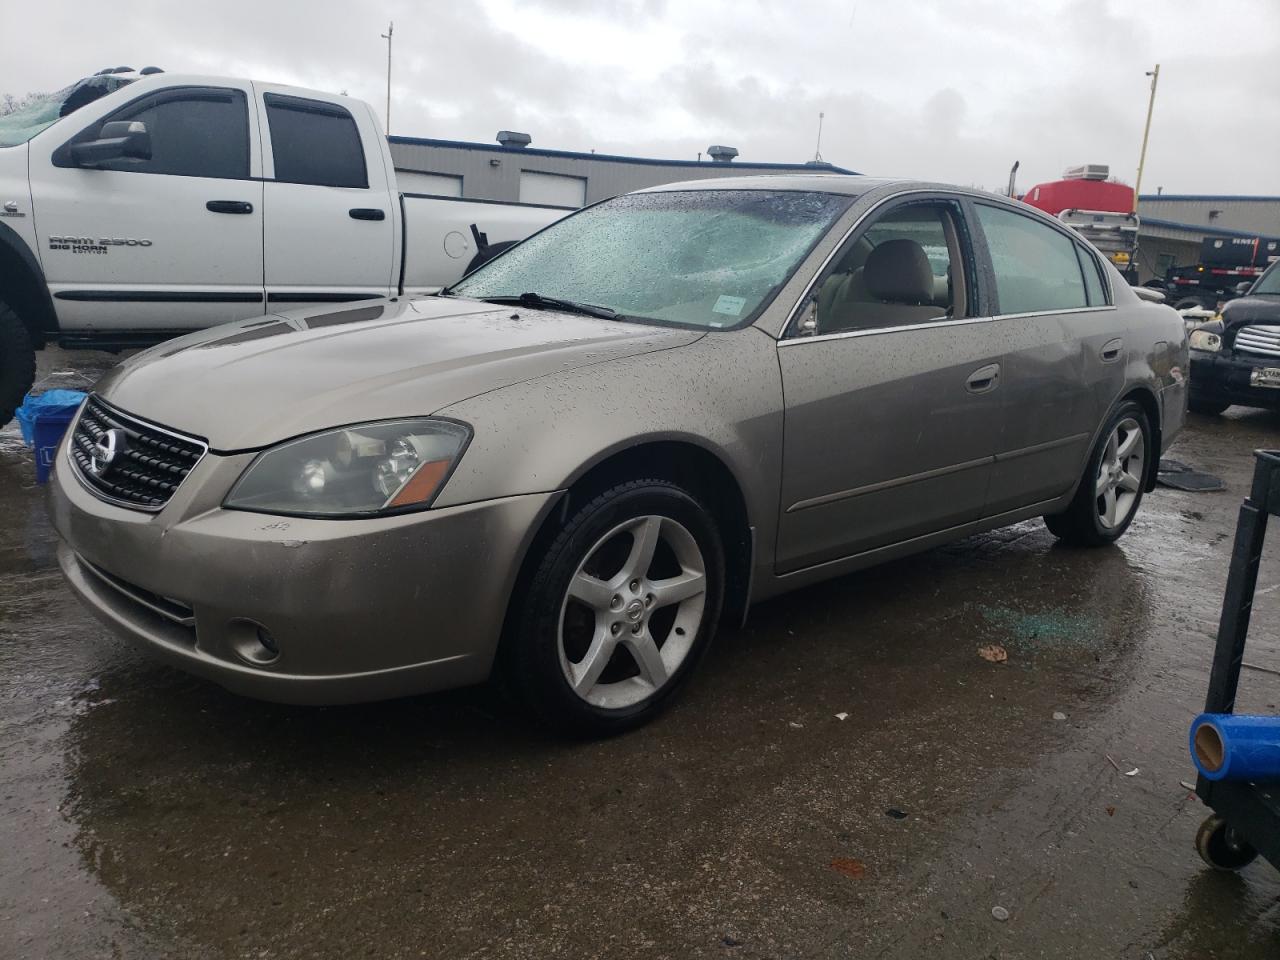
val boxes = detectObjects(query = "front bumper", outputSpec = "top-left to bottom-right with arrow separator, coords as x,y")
48,448 -> 559,704
1189,351 -> 1280,411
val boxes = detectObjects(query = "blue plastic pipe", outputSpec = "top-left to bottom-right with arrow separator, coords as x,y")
1190,713 -> 1280,782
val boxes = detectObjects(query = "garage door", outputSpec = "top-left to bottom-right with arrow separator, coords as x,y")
397,171 -> 463,197
519,171 -> 586,208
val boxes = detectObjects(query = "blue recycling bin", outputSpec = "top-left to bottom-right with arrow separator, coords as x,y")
14,390 -> 87,484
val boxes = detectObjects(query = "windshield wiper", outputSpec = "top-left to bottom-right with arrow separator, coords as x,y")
480,292 -> 620,321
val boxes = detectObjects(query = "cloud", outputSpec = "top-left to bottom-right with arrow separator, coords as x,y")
2,0 -> 1277,193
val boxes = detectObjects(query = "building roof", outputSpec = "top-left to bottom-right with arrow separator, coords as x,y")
1140,216 -> 1280,242
1139,194 -> 1280,202
387,135 -> 859,175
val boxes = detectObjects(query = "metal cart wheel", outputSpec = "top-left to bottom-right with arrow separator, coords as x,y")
1196,814 -> 1259,871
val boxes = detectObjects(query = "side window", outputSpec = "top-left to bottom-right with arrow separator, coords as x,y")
57,88 -> 249,179
1075,244 -> 1108,307
264,94 -> 367,189
975,204 -> 1088,314
809,202 -> 966,335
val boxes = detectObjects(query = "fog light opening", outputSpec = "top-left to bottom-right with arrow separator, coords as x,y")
228,619 -> 281,666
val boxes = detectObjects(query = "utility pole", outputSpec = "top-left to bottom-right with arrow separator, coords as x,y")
812,111 -> 825,163
381,21 -> 394,133
1133,64 -> 1160,214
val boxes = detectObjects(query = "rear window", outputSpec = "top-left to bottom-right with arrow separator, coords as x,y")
264,94 -> 367,189
976,204 -> 1089,314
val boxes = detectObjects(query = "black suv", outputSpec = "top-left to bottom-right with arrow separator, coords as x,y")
1188,260 -> 1280,414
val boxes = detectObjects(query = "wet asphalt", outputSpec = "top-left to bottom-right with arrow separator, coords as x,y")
2,348 -> 1280,960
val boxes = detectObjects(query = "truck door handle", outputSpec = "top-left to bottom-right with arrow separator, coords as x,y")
206,200 -> 254,214
1101,338 -> 1124,363
966,363 -> 1001,394
349,208 -> 386,221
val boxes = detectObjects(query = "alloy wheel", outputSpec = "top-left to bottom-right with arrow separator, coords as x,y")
558,514 -> 707,709
1095,417 -> 1145,530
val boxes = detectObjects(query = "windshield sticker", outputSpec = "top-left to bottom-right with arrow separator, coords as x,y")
712,295 -> 747,317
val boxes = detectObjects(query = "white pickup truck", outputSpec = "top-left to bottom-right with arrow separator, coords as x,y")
0,68 -> 566,424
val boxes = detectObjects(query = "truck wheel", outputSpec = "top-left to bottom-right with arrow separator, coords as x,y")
464,240 -> 517,275
0,301 -> 36,428
1174,297 -> 1207,311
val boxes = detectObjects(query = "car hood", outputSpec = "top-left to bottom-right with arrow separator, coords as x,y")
96,296 -> 703,450
1221,295 -> 1280,330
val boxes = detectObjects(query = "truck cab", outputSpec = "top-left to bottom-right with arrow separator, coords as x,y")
0,68 -> 565,426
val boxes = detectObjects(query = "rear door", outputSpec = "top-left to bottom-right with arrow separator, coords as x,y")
31,82 -> 265,334
775,196 -> 1005,573
969,202 -> 1126,514
256,86 -> 396,309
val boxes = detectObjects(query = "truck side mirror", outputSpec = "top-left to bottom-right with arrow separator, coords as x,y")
69,120 -> 152,167
1235,281 -> 1253,296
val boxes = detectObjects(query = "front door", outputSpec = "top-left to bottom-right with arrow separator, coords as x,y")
255,86 -> 396,309
776,198 -> 1004,573
30,82 -> 265,333
969,202 -> 1128,514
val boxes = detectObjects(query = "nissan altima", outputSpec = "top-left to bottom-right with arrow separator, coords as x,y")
49,176 -> 1188,734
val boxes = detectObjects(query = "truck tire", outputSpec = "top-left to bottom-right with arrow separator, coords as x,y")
0,301 -> 36,428
1174,297 -> 1208,311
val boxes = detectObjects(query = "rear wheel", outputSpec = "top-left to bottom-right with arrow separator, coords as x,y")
501,479 -> 724,736
1044,401 -> 1150,546
0,301 -> 36,428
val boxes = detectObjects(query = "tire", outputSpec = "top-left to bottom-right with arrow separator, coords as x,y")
1174,297 -> 1209,312
1188,395 -> 1230,416
1044,400 -> 1151,547
464,240 -> 517,276
1195,815 -> 1258,871
500,479 -> 725,736
0,301 -> 36,428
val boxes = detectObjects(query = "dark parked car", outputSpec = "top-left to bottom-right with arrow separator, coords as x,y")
1188,260 -> 1280,414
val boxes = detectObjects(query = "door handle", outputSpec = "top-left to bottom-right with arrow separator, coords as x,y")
1101,338 -> 1124,363
206,200 -> 254,214
349,208 -> 386,221
966,362 -> 1001,394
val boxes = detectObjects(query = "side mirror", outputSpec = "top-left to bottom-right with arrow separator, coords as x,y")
69,120 -> 151,167
1235,281 -> 1253,296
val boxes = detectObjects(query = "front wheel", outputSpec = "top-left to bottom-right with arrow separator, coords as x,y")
1044,401 -> 1151,547
501,479 -> 725,736
0,301 -> 36,428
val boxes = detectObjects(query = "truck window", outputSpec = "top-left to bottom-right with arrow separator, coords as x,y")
55,87 -> 249,179
264,94 -> 367,189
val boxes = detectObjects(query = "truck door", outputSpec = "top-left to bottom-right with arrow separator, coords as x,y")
255,85 -> 396,308
29,82 -> 266,336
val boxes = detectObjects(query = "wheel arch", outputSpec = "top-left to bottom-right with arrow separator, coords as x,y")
508,437 -> 756,636
0,221 -> 57,348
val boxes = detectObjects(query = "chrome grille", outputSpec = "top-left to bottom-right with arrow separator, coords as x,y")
69,396 -> 207,511
1235,325 -> 1280,359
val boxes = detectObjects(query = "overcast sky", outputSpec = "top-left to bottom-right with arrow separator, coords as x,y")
4,0 -> 1278,194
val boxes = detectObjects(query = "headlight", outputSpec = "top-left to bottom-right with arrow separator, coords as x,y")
1189,329 -> 1222,353
224,419 -> 471,517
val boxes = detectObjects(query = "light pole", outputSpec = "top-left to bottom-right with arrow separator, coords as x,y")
381,21 -> 394,134
1133,64 -> 1160,214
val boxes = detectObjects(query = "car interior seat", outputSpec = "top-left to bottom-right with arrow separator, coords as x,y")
818,238 -> 948,333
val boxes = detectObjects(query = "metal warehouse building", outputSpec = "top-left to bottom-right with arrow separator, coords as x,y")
1135,194 -> 1280,282
387,134 -> 856,208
